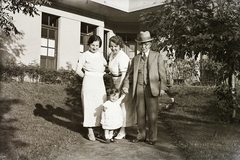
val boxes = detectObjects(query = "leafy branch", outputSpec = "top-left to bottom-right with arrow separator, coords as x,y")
1,0 -> 50,36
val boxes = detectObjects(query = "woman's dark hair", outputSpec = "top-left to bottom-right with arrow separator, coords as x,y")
87,35 -> 102,47
107,88 -> 120,96
109,35 -> 124,48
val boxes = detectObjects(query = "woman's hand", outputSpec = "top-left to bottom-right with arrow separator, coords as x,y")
122,87 -> 129,94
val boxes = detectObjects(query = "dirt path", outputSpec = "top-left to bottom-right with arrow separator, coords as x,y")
55,121 -> 184,160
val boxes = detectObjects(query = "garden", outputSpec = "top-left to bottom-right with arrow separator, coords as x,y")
1,0 -> 240,159
0,58 -> 240,159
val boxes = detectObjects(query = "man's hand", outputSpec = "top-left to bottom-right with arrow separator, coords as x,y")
160,90 -> 166,97
122,87 -> 129,94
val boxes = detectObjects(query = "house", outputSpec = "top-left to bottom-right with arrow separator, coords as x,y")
2,0 -> 166,70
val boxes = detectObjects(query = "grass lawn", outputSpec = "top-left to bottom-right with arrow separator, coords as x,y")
0,82 -> 240,160
0,82 -> 85,160
160,85 -> 240,160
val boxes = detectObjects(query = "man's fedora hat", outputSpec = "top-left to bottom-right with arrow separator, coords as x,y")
135,31 -> 154,43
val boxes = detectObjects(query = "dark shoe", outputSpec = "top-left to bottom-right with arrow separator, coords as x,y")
96,133 -> 104,140
165,102 -> 176,109
105,139 -> 110,144
146,141 -> 156,145
132,139 -> 145,143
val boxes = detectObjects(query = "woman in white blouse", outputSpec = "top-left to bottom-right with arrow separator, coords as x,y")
76,35 -> 107,141
108,35 -> 136,139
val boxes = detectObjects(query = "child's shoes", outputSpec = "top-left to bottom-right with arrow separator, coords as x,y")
110,138 -> 115,142
115,133 -> 126,139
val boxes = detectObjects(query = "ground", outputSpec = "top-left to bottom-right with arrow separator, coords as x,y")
54,121 -> 184,160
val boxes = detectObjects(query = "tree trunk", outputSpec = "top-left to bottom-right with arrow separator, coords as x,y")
231,73 -> 237,123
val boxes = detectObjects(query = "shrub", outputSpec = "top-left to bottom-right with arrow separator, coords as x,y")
0,60 -> 77,85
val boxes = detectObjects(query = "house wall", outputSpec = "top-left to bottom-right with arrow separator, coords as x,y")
5,12 -> 42,65
5,5 -> 143,70
39,6 -> 105,70
4,6 -> 107,70
57,17 -> 80,70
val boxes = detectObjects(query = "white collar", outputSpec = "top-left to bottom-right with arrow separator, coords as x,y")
110,49 -> 123,60
90,51 -> 100,59
142,50 -> 149,57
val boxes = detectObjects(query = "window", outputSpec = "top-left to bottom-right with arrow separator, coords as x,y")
41,13 -> 59,69
80,22 -> 97,53
41,28 -> 56,57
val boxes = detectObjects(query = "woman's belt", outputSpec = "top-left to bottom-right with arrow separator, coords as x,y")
111,73 -> 122,77
85,71 -> 104,76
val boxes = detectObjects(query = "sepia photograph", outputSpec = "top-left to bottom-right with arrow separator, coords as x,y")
1,0 -> 240,159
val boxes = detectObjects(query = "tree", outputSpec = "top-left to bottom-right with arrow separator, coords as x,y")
140,0 -> 240,121
1,0 -> 50,36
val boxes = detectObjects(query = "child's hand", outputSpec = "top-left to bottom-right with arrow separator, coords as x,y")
121,93 -> 126,96
119,93 -> 126,100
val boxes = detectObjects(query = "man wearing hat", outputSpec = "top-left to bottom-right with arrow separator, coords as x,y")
122,31 -> 167,145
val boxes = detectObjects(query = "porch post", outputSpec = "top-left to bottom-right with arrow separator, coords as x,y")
96,26 -> 104,53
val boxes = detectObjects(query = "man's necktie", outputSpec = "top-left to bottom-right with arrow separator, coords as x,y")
142,52 -> 147,61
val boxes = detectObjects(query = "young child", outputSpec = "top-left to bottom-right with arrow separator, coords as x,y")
100,88 -> 125,144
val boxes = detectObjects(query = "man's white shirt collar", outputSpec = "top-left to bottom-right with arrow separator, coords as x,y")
142,50 -> 149,57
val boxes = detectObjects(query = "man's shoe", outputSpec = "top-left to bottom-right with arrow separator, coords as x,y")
132,139 -> 145,143
147,141 -> 156,145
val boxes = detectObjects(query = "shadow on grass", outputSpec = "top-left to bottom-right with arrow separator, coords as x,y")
159,102 -> 240,160
0,99 -> 28,159
33,103 -> 87,138
63,74 -> 83,115
61,74 -> 112,142
63,74 -> 112,115
160,99 -> 222,124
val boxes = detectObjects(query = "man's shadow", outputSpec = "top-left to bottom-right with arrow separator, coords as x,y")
33,103 -> 87,138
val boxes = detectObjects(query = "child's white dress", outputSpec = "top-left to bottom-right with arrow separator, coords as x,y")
101,96 -> 124,130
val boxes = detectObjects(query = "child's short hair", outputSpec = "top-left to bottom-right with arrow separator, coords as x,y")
107,88 -> 120,96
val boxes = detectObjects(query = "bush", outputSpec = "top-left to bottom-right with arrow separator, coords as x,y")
0,60 -> 112,88
0,60 -> 78,85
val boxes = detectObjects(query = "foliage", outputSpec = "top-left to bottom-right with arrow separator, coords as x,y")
199,58 -> 225,85
140,0 -> 240,77
166,58 -> 225,86
140,0 -> 240,119
0,59 -> 112,89
0,58 -> 25,82
24,61 -> 40,82
214,82 -> 240,122
0,59 -> 75,84
1,0 -> 50,36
